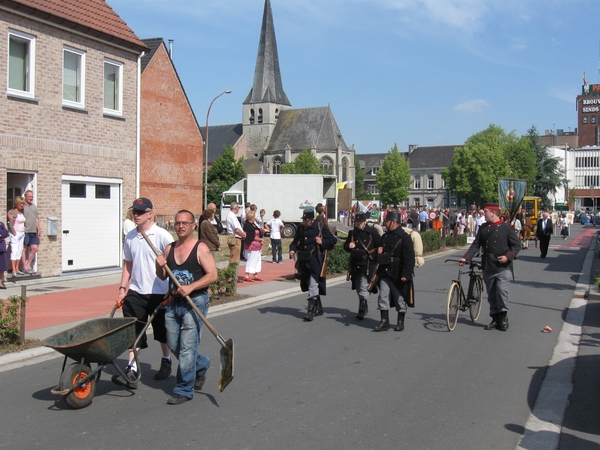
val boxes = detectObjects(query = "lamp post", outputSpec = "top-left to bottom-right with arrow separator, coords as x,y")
204,89 -> 232,210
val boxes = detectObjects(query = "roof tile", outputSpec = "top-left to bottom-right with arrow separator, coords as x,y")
4,0 -> 147,51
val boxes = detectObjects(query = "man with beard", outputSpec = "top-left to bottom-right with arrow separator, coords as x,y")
289,209 -> 338,321
343,212 -> 381,320
374,211 -> 415,332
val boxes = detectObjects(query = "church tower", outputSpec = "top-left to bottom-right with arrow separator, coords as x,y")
243,0 -> 291,158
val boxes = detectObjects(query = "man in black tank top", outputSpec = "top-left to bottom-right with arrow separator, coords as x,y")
156,210 -> 218,405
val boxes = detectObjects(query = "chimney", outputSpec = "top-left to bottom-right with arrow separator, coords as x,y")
408,144 -> 418,153
168,39 -> 174,59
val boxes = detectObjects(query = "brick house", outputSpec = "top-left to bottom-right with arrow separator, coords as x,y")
0,0 -> 147,276
140,38 -> 204,223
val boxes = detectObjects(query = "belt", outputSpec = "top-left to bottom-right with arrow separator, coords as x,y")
486,252 -> 497,259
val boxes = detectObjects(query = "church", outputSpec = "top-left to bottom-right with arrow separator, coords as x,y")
204,0 -> 356,194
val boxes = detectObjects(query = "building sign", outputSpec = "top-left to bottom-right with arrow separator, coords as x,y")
582,84 -> 600,94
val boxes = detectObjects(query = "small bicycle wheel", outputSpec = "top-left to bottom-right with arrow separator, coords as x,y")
60,363 -> 96,409
446,282 -> 461,331
469,277 -> 484,322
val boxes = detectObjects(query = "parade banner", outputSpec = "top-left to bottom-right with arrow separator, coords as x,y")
498,178 -> 526,220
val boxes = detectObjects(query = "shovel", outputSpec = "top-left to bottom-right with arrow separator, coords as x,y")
141,230 -> 234,392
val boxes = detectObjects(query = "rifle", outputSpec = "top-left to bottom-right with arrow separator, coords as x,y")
320,250 -> 328,278
367,262 -> 380,293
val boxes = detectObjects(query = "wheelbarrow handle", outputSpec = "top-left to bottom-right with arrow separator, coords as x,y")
140,230 -> 230,353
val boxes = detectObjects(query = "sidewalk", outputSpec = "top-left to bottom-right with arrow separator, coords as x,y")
8,257 -> 302,339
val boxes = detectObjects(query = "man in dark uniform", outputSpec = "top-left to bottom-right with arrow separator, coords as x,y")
289,209 -> 338,321
461,202 -> 520,331
374,211 -> 415,332
343,212 -> 381,320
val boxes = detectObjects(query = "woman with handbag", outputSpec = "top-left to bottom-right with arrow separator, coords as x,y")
242,210 -> 264,282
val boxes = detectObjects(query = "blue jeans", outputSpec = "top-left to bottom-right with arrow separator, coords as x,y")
165,292 -> 210,398
271,238 -> 282,262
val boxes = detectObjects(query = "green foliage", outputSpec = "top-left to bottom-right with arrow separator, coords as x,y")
446,233 -> 468,248
326,242 -> 350,275
354,154 -> 371,200
528,126 -> 565,209
595,274 -> 600,292
283,148 -> 328,174
375,144 -> 411,206
420,230 -> 443,253
442,124 -> 537,207
210,263 -> 239,298
0,295 -> 26,345
206,146 -> 246,206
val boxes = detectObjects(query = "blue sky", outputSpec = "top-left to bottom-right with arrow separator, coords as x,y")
110,0 -> 598,154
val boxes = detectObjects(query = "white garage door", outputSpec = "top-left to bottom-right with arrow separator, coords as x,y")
62,177 -> 121,271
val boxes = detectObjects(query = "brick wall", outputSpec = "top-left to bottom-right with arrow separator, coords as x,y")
0,11 -> 139,276
140,43 -> 204,220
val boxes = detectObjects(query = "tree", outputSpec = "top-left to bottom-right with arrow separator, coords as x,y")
206,146 -> 246,207
281,148 -> 327,174
528,126 -> 565,209
375,144 -> 411,206
442,124 -> 537,207
353,153 -> 370,200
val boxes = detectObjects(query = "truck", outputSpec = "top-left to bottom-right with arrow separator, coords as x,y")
220,174 -> 338,238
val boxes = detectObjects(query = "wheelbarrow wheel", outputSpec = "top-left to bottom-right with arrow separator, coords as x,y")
60,363 -> 96,409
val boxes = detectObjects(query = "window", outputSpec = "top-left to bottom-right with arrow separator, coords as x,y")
342,158 -> 348,182
272,156 -> 282,174
427,175 -> 434,189
104,59 -> 123,114
319,156 -> 334,175
95,184 -> 110,199
368,184 -> 379,195
8,30 -> 36,98
370,167 -> 380,176
63,47 -> 85,108
249,108 -> 255,124
575,156 -> 600,168
583,116 -> 589,124
258,108 -> 263,124
414,199 -> 420,207
69,183 -> 86,198
593,116 -> 597,124
414,177 -> 421,189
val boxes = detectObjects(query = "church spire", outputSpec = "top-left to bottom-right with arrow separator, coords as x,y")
243,0 -> 290,106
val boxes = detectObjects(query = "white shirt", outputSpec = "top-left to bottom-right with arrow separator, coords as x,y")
123,223 -> 174,295
226,210 -> 243,238
266,218 -> 284,239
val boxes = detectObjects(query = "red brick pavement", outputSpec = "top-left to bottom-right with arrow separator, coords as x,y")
22,259 -> 297,332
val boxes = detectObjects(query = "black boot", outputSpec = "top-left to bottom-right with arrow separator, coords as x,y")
497,311 -> 509,331
304,297 -> 316,321
314,297 -> 324,317
484,313 -> 498,330
374,310 -> 390,331
356,298 -> 368,320
394,312 -> 405,331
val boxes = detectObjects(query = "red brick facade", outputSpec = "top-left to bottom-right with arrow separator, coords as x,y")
140,43 -> 204,221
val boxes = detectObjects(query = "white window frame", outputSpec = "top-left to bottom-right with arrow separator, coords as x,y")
7,29 -> 36,99
63,46 -> 86,108
427,175 -> 434,189
414,177 -> 421,189
103,58 -> 123,115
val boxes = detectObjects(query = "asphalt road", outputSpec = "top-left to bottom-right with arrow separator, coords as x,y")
0,233 -> 591,449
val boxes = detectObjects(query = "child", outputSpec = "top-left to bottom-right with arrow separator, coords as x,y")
265,210 -> 284,263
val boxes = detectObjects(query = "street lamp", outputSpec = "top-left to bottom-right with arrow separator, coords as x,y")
204,89 -> 232,210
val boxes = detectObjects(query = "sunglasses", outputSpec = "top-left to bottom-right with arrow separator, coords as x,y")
132,210 -> 149,216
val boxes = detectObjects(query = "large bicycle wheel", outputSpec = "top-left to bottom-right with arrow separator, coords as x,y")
469,276 -> 484,322
446,282 -> 461,331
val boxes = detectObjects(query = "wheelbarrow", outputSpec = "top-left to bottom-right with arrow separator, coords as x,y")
42,302 -> 163,409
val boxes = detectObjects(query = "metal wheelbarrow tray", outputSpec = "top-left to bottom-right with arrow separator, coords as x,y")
42,317 -> 140,409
